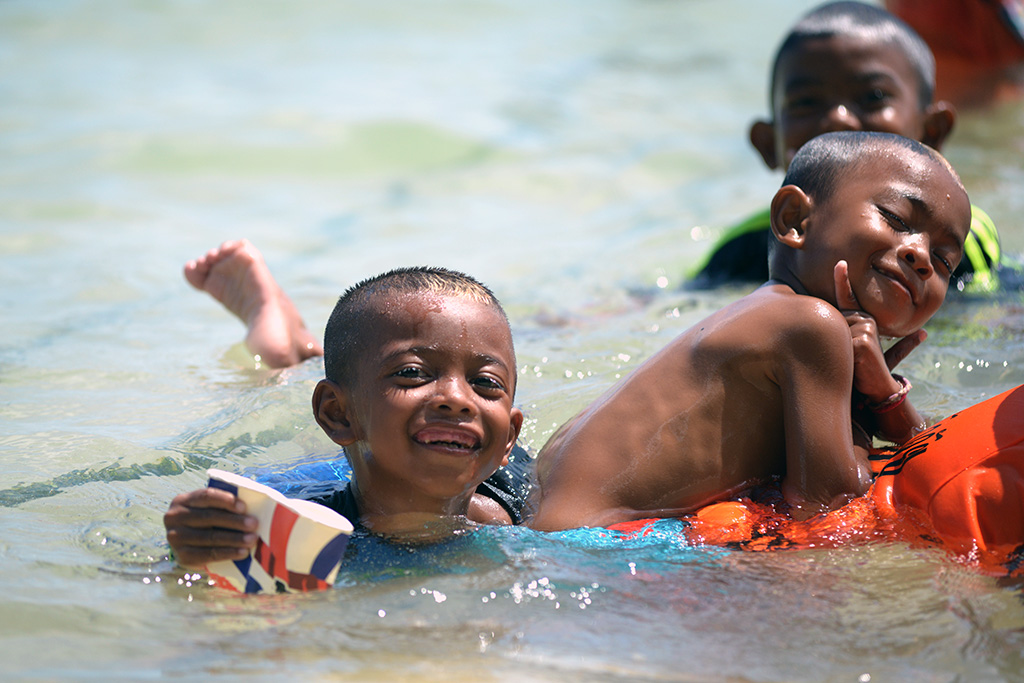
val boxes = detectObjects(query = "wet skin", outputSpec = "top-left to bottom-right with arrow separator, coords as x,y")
166,291 -> 524,566
313,292 -> 524,529
777,151 -> 969,338
529,143 -> 970,531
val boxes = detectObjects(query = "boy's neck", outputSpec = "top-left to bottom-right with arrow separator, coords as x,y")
763,276 -> 808,297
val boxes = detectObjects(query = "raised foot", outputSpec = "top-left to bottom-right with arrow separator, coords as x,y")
184,239 -> 324,368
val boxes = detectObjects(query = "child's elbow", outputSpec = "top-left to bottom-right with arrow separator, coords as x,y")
783,474 -> 870,521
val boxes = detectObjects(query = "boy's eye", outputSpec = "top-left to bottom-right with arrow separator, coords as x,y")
859,88 -> 892,109
393,366 -> 429,381
784,94 -> 824,114
932,247 -> 960,275
879,207 -> 910,232
471,375 -> 506,394
932,251 -> 954,274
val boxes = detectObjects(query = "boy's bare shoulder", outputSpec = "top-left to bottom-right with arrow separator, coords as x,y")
744,285 -> 851,346
730,285 -> 854,394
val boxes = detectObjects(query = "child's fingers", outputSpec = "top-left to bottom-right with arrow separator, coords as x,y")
167,505 -> 258,532
172,487 -> 248,514
164,487 -> 261,569
164,488 -> 258,533
169,526 -> 257,550
884,330 -> 927,371
833,260 -> 860,311
166,526 -> 258,568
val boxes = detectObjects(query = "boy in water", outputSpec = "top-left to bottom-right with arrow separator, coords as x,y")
690,0 -> 1001,292
165,264 -> 529,567
527,131 -> 972,530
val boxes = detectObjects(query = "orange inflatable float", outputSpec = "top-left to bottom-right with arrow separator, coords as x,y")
610,384 -> 1024,577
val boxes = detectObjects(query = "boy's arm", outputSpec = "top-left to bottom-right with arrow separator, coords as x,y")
852,359 -> 927,444
164,488 -> 259,568
467,494 -> 513,525
777,300 -> 874,520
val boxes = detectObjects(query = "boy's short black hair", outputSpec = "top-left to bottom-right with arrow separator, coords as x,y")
782,130 -> 946,202
323,266 -> 513,388
770,1 -> 936,111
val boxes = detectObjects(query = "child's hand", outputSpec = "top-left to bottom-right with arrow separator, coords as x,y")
164,488 -> 259,569
833,261 -> 927,443
832,261 -> 918,401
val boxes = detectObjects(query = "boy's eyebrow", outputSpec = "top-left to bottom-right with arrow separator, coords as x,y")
781,74 -> 822,92
381,345 -> 514,372
897,190 -> 928,213
852,71 -> 902,88
879,182 -> 928,211
783,69 -> 898,92
477,354 -> 514,376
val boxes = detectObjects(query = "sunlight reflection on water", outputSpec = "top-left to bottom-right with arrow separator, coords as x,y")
2,0 -> 1024,680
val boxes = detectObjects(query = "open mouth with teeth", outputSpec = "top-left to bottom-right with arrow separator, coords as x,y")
414,428 -> 481,452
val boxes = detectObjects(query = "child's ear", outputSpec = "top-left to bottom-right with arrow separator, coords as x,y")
749,119 -> 780,170
921,100 -> 956,151
770,184 -> 811,248
312,379 -> 359,446
501,408 -> 525,467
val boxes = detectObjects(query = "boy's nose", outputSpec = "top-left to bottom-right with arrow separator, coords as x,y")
899,237 -> 933,278
820,103 -> 861,132
431,376 -> 476,414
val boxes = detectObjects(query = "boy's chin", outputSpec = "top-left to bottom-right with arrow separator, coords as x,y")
864,304 -> 930,339
877,322 -> 922,340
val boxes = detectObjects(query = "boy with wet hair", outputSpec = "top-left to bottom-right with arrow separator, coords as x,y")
690,0 -> 1001,292
165,264 -> 528,567
528,131 -> 972,531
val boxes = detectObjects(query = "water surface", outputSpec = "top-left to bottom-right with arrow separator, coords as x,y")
2,0 -> 1024,680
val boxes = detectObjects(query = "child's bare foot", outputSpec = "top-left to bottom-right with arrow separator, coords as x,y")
184,240 -> 324,368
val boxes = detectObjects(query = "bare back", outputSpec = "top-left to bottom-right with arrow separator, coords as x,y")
528,283 -> 872,531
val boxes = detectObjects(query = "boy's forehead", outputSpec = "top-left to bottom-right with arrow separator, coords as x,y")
374,289 -> 498,320
844,143 -> 937,185
842,144 -> 969,227
367,290 -> 513,349
775,34 -> 917,93
874,142 -> 956,181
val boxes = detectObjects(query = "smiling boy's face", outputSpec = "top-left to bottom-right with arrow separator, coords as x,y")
338,291 -> 522,514
758,34 -> 940,170
799,147 -> 971,338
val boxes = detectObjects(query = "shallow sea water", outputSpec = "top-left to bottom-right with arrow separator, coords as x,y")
3,0 -> 1024,680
